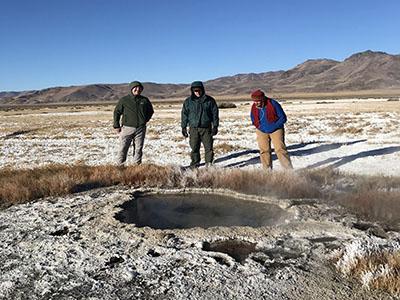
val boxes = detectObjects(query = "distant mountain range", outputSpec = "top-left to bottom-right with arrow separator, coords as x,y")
1,50 -> 400,105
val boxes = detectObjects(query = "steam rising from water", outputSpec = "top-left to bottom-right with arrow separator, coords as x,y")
115,192 -> 293,229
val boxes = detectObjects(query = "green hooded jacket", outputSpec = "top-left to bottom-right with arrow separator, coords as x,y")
113,94 -> 154,128
181,82 -> 219,129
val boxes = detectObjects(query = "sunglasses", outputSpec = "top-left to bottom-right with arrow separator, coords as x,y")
193,89 -> 202,92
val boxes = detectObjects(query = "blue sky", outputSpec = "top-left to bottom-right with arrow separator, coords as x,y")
1,0 -> 399,91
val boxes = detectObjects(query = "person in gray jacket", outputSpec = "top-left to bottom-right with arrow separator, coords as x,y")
181,81 -> 219,168
113,81 -> 154,165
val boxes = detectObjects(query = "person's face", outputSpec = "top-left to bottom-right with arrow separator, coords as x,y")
255,100 -> 262,108
131,86 -> 143,95
193,88 -> 202,97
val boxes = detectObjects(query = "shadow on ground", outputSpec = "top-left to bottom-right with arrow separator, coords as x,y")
210,139 -> 400,170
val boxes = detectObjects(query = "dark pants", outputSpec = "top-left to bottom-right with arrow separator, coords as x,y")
189,127 -> 214,167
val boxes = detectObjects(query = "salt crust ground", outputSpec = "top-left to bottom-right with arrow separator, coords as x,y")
0,187 -> 398,299
1,99 -> 399,175
0,99 -> 399,299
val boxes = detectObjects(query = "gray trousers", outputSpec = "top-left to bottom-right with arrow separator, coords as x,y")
117,126 -> 147,165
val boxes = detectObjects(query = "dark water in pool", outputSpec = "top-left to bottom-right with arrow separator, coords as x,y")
115,193 -> 292,229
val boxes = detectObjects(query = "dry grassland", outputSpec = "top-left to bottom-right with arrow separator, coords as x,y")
1,163 -> 399,230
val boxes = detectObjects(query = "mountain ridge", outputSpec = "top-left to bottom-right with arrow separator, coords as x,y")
2,50 -> 400,104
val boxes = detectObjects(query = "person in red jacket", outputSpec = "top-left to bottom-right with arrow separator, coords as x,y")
250,89 -> 293,170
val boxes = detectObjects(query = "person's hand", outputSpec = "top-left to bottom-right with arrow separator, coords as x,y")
114,127 -> 121,134
212,127 -> 218,136
182,127 -> 188,138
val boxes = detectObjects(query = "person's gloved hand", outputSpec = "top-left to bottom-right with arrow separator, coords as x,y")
212,127 -> 218,136
182,127 -> 188,138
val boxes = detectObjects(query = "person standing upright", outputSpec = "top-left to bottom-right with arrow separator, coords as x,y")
181,81 -> 219,168
113,81 -> 154,165
250,89 -> 292,170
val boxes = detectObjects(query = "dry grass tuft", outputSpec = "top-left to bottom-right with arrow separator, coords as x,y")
0,164 -> 180,208
0,164 -> 325,209
297,168 -> 400,228
334,173 -> 400,229
300,167 -> 342,187
213,143 -> 243,154
208,168 -> 321,199
339,190 -> 400,228
333,239 -> 400,296
120,164 -> 181,187
359,252 -> 400,295
353,174 -> 400,191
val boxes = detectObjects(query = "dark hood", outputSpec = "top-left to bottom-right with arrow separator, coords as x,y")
190,81 -> 205,99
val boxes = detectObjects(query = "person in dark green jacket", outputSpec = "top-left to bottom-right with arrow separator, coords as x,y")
181,81 -> 219,168
113,81 -> 154,165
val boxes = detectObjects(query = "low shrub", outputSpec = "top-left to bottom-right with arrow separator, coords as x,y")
218,102 -> 237,109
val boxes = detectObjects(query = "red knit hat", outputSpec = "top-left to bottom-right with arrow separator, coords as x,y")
251,89 -> 265,101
